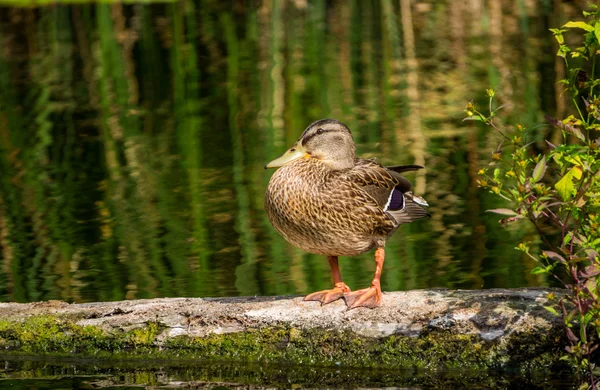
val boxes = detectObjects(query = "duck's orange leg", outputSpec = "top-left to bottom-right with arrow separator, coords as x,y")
304,256 -> 351,305
344,248 -> 385,309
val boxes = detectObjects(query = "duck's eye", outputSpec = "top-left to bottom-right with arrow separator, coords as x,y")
290,148 -> 296,152
316,128 -> 325,135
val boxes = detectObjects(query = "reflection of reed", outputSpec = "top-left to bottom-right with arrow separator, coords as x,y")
98,4 -> 158,300
449,1 -> 466,70
72,7 -> 99,108
171,2 -> 210,297
381,0 -> 402,157
259,1 -> 285,148
400,0 -> 426,195
330,1 -> 354,120
357,2 -> 379,129
111,4 -> 139,106
258,2 -> 299,295
466,123 -> 485,288
489,0 -> 505,93
0,197 -> 14,298
223,13 -> 260,296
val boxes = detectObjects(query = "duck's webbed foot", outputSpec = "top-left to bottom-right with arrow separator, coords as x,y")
304,282 -> 351,305
344,247 -> 385,309
343,283 -> 382,309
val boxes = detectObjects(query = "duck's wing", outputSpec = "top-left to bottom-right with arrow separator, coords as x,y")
344,160 -> 429,225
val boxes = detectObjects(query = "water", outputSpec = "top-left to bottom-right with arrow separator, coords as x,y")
0,0 -> 582,387
0,0 -> 574,304
0,356 -> 575,389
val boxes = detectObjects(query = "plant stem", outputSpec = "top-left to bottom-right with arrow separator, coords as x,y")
487,119 -> 510,140
590,44 -> 596,99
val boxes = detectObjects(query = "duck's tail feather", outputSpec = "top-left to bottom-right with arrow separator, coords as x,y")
387,192 -> 430,224
387,165 -> 424,173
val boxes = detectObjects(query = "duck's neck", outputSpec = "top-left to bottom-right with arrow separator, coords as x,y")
321,157 -> 354,171
308,136 -> 356,171
317,147 -> 355,171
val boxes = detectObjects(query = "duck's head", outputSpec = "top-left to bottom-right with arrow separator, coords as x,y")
265,119 -> 356,171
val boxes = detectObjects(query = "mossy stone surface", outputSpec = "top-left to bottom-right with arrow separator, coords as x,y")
0,289 -> 566,374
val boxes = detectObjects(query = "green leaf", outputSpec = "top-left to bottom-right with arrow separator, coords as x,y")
531,267 -> 548,275
559,355 -> 573,362
583,311 -> 595,326
532,156 -> 547,183
554,167 -> 582,201
563,21 -> 594,32
578,381 -> 591,390
595,21 -> 600,44
555,169 -> 575,200
493,168 -> 501,180
565,155 -> 584,167
553,32 -> 565,44
486,208 -> 518,216
557,45 -> 571,58
543,306 -> 559,316
462,116 -> 485,123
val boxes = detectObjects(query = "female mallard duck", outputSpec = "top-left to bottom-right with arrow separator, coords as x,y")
265,119 -> 429,309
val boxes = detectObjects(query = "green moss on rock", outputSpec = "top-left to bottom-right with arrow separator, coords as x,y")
0,316 -> 106,353
0,315 -> 563,374
0,316 -> 163,356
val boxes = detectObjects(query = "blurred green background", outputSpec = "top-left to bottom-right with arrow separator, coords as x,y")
0,0 -> 581,303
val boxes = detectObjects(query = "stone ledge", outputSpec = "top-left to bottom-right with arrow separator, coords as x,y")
0,288 -> 567,372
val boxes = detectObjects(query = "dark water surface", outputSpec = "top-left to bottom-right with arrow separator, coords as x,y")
0,356 -> 576,389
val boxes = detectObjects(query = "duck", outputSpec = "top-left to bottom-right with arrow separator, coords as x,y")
264,119 -> 429,309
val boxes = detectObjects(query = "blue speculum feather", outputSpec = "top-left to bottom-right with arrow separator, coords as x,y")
387,188 -> 405,211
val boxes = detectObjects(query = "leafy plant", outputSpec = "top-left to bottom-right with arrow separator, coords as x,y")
465,5 -> 600,388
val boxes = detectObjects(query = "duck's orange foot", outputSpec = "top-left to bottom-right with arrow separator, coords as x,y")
344,285 -> 382,309
304,282 -> 351,305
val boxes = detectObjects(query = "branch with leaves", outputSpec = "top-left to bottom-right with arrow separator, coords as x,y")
465,5 -> 600,388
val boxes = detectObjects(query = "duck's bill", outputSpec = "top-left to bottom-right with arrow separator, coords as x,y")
265,148 -> 308,169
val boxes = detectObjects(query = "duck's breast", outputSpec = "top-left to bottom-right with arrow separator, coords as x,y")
265,162 -> 387,256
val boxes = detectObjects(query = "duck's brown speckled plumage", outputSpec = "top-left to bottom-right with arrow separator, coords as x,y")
264,119 -> 429,309
265,157 -> 427,256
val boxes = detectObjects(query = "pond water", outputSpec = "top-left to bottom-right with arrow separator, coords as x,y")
0,0 -> 583,387
0,0 -> 578,304
0,356 -> 576,389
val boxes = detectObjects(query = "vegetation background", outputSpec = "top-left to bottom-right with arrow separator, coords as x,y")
0,0 -> 587,303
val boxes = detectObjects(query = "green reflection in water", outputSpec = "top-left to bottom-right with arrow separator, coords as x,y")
0,356 -> 574,389
0,0 -> 577,303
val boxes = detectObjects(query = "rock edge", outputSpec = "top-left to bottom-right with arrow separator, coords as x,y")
0,288 -> 566,371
